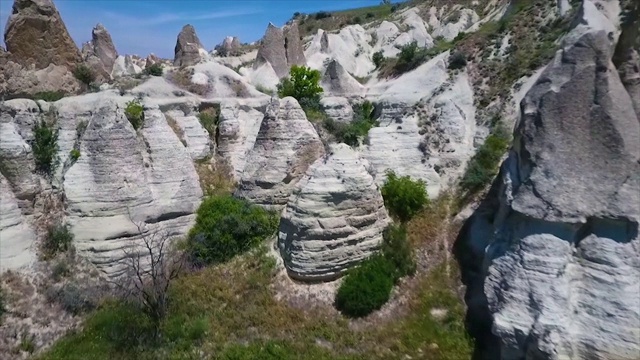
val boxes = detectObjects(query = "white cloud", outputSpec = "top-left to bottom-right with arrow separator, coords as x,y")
104,8 -> 262,27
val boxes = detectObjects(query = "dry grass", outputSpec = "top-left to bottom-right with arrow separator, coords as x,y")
195,156 -> 236,196
167,68 -> 211,96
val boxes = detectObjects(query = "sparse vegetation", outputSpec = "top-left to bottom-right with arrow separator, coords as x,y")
381,170 -> 429,223
459,124 -> 510,194
372,50 -> 385,68
18,332 -> 36,354
195,156 -> 236,196
45,282 -> 97,315
32,91 -> 66,102
381,224 -> 416,281
73,64 -> 96,87
51,259 -> 71,281
187,195 -> 279,266
197,107 -> 219,140
32,118 -> 59,176
42,223 -> 73,260
69,149 -> 81,162
125,99 -> 144,130
323,100 -> 378,147
143,63 -> 163,76
448,51 -> 467,70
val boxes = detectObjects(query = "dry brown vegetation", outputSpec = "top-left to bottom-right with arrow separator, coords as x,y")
166,68 -> 211,96
195,156 -> 236,196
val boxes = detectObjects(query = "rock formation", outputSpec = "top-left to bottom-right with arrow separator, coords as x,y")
254,23 -> 307,79
4,0 -> 81,70
216,103 -> 265,179
0,174 -> 36,270
320,97 -> 354,123
457,30 -> 640,359
279,144 -> 391,281
236,97 -> 324,209
111,55 -> 142,78
321,59 -> 364,95
217,36 -> 242,57
174,24 -> 205,67
145,53 -> 160,69
82,23 -> 118,81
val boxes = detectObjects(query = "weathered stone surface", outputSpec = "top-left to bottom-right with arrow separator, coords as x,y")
0,174 -> 36,271
111,55 -> 142,78
458,31 -> 640,359
82,23 -> 118,81
618,48 -> 640,119
216,103 -> 265,179
145,53 -> 160,69
4,0 -> 81,70
174,24 -> 204,67
164,109 -> 213,161
255,23 -> 289,78
321,59 -> 364,95
218,36 -> 242,57
320,97 -> 354,124
0,62 -> 80,96
236,97 -> 325,209
283,22 -> 306,67
49,95 -> 203,276
279,143 -> 390,281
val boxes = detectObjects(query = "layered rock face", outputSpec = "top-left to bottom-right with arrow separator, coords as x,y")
236,97 -> 324,209
279,144 -> 390,281
458,31 -> 640,359
0,174 -> 36,270
4,0 -> 81,70
216,103 -> 265,179
254,23 -> 307,78
174,24 -> 205,67
82,23 -> 118,81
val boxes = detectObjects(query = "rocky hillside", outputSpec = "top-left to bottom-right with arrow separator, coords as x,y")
0,0 -> 638,358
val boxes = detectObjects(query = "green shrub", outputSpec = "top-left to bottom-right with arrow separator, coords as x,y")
188,195 -> 279,265
460,125 -> 510,194
42,223 -> 73,260
19,332 -> 36,354
448,51 -> 467,70
335,255 -> 395,317
32,119 -> 59,176
382,224 -> 416,281
70,149 -> 81,162
164,315 -> 208,344
372,50 -> 385,69
33,91 -> 66,102
315,11 -> 331,20
45,282 -> 97,315
51,260 -> 71,281
73,64 -> 96,86
277,65 -> 323,105
125,99 -> 144,130
323,100 -> 378,147
144,63 -> 163,76
197,108 -> 219,139
381,170 -> 428,223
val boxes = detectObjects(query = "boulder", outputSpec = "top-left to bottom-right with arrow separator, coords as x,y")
321,59 -> 364,95
279,144 -> 391,281
174,24 -> 204,67
458,31 -> 640,359
236,97 -> 325,209
4,0 -> 81,70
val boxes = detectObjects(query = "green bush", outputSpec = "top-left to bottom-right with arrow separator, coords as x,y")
460,125 -> 510,194
125,99 -> 144,130
372,50 -> 385,69
73,64 -> 96,86
448,51 -> 467,70
144,63 -> 163,76
315,11 -> 331,20
335,255 -> 395,318
70,149 -> 81,162
381,171 -> 428,223
323,100 -> 378,147
197,108 -> 219,138
277,65 -> 323,105
188,195 -> 279,265
32,119 -> 59,176
33,91 -> 66,102
382,224 -> 416,281
42,223 -> 73,260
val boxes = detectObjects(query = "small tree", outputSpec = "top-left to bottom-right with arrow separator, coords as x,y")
42,223 -> 73,260
372,51 -> 385,69
277,65 -> 323,106
125,99 -> 145,130
121,218 -> 184,339
73,64 -> 96,87
32,119 -> 59,176
381,170 -> 428,223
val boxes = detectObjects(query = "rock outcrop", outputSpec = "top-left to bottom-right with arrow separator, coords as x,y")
4,0 -> 81,70
111,55 -> 142,78
82,23 -> 118,81
174,24 -> 205,67
216,103 -> 265,179
320,97 -> 354,123
457,31 -> 640,359
236,97 -> 324,209
254,23 -> 307,79
279,144 -> 390,281
0,174 -> 36,271
321,59 -> 364,95
217,36 -> 242,57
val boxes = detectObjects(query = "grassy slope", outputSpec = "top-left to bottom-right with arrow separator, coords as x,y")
38,197 -> 472,360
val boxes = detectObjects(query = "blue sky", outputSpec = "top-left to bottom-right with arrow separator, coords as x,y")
1,0 -> 400,58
